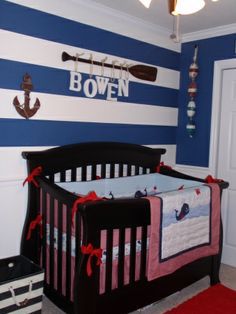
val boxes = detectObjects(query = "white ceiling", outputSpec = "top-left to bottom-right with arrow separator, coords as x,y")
87,0 -> 236,35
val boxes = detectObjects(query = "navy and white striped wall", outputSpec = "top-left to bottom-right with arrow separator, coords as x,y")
0,1 -> 180,148
0,0 -> 180,258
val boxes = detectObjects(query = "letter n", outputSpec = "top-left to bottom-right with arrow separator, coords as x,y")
118,79 -> 129,97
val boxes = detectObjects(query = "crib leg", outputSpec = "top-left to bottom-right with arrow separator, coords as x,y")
210,222 -> 223,285
210,255 -> 221,285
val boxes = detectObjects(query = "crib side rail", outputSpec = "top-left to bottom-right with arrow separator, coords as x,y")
22,177 -> 79,313
74,198 -> 151,314
160,167 -> 229,191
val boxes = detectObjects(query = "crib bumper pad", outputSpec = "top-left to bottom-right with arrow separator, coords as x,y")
45,182 -> 220,293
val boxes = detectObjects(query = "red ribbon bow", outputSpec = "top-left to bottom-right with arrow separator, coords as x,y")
26,214 -> 43,240
23,166 -> 42,188
81,243 -> 103,277
156,162 -> 172,173
72,191 -> 103,225
205,175 -> 223,183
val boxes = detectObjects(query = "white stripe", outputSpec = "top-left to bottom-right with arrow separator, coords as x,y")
0,273 -> 44,294
6,301 -> 42,314
0,288 -> 43,310
6,0 -> 181,52
0,29 -> 179,89
0,88 -> 178,126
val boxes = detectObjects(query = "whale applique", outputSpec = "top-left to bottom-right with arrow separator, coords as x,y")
135,188 -> 147,198
175,203 -> 190,221
108,191 -> 114,199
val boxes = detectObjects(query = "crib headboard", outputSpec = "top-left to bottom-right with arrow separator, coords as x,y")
22,142 -> 166,182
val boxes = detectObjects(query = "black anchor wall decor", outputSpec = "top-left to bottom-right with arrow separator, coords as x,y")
13,73 -> 40,119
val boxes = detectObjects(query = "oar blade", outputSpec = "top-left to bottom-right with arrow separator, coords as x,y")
129,64 -> 157,82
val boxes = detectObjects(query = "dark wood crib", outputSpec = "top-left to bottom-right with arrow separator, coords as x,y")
20,142 -> 228,314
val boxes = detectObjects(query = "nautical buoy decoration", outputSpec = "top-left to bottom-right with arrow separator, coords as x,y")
186,45 -> 198,138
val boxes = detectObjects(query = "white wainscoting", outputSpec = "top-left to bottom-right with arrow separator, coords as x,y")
0,146 -> 51,258
0,180 -> 27,258
174,164 -> 210,179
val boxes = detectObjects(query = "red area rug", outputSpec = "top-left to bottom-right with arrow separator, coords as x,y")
164,284 -> 236,314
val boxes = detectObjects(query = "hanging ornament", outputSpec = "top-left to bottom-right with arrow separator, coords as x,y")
186,121 -> 196,138
186,45 -> 198,138
189,63 -> 199,80
189,45 -> 199,79
187,100 -> 196,118
188,81 -> 197,98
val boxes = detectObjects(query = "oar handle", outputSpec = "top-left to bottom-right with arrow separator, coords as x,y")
62,51 -> 119,70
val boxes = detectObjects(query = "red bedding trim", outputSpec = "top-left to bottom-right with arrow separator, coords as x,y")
23,166 -> 42,188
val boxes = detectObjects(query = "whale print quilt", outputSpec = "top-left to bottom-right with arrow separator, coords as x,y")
147,183 -> 221,281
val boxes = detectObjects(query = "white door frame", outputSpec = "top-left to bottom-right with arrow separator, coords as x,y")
209,58 -> 236,175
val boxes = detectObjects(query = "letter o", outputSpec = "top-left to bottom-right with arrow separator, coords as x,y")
83,79 -> 97,98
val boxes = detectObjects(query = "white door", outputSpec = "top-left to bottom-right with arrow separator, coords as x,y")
217,68 -> 236,267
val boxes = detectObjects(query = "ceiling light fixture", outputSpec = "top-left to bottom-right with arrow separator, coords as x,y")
139,0 -> 208,15
169,0 -> 205,16
138,0 -> 219,43
138,0 -> 152,9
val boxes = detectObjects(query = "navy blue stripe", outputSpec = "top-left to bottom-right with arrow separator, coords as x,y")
0,1 -> 180,70
0,296 -> 42,314
0,281 -> 43,301
0,59 -> 178,108
0,119 -> 176,146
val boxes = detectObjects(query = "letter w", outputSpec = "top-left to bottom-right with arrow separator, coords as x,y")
96,76 -> 109,95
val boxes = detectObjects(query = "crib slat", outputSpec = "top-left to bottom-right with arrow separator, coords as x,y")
130,227 -> 137,284
49,196 -> 55,290
41,189 -> 47,284
127,164 -> 132,176
118,228 -> 125,288
105,229 -> 113,292
140,226 -> 147,280
66,204 -> 72,299
101,164 -> 106,178
81,166 -> 87,181
71,167 -> 77,182
57,201 -> 63,294
60,170 -> 66,182
48,174 -> 54,183
142,167 -> 146,174
91,165 -> 97,180
110,163 -> 115,178
118,164 -> 124,177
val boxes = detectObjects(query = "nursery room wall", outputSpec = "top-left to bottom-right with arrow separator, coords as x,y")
0,0 -> 180,258
176,33 -> 236,170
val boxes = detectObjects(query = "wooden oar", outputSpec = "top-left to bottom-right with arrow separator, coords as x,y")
61,51 -> 157,82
